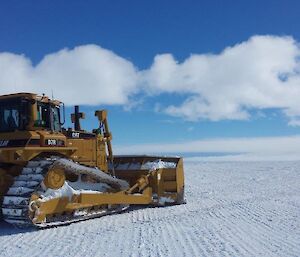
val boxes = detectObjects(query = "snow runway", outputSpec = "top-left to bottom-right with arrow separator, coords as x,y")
0,161 -> 299,257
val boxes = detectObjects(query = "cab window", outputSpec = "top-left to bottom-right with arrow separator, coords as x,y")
52,107 -> 61,131
35,102 -> 61,131
0,99 -> 24,132
35,103 -> 49,128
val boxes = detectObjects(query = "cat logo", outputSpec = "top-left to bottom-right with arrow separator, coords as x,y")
47,139 -> 57,146
72,132 -> 80,138
0,140 -> 9,147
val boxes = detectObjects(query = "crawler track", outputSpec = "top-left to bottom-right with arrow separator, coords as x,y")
2,157 -> 128,228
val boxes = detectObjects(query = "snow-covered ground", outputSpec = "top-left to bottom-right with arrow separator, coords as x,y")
0,161 -> 299,257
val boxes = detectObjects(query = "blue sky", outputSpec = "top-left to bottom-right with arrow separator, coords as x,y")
1,0 -> 300,156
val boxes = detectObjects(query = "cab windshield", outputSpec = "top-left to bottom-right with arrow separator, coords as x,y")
35,102 -> 61,131
0,99 -> 24,132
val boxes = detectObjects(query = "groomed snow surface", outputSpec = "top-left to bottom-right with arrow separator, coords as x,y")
0,161 -> 299,257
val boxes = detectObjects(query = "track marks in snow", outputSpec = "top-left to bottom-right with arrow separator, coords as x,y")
0,161 -> 299,257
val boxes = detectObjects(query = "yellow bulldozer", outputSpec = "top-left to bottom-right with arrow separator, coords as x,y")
0,93 -> 185,227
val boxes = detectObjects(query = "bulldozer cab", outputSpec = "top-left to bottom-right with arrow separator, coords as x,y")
0,93 -> 63,133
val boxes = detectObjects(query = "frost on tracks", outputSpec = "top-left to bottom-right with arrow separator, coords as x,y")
0,161 -> 299,257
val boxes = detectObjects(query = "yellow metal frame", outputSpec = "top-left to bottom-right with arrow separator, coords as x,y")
30,186 -> 153,223
0,147 -> 77,164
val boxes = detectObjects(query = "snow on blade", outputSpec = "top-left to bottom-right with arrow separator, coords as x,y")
141,159 -> 177,170
115,159 -> 177,170
158,196 -> 175,205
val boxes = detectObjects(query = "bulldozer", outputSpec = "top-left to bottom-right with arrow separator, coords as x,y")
0,93 -> 185,227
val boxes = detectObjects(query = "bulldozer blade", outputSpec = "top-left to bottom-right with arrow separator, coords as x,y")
110,156 -> 185,206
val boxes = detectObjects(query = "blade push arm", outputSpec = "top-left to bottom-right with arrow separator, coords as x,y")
95,110 -> 114,168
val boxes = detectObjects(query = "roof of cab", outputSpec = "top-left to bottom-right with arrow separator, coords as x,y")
0,92 -> 62,105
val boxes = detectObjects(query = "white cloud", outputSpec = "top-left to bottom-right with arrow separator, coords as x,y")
1,35 -> 300,124
143,35 -> 300,122
0,45 -> 138,105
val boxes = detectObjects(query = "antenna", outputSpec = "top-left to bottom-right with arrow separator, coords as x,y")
51,89 -> 54,100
